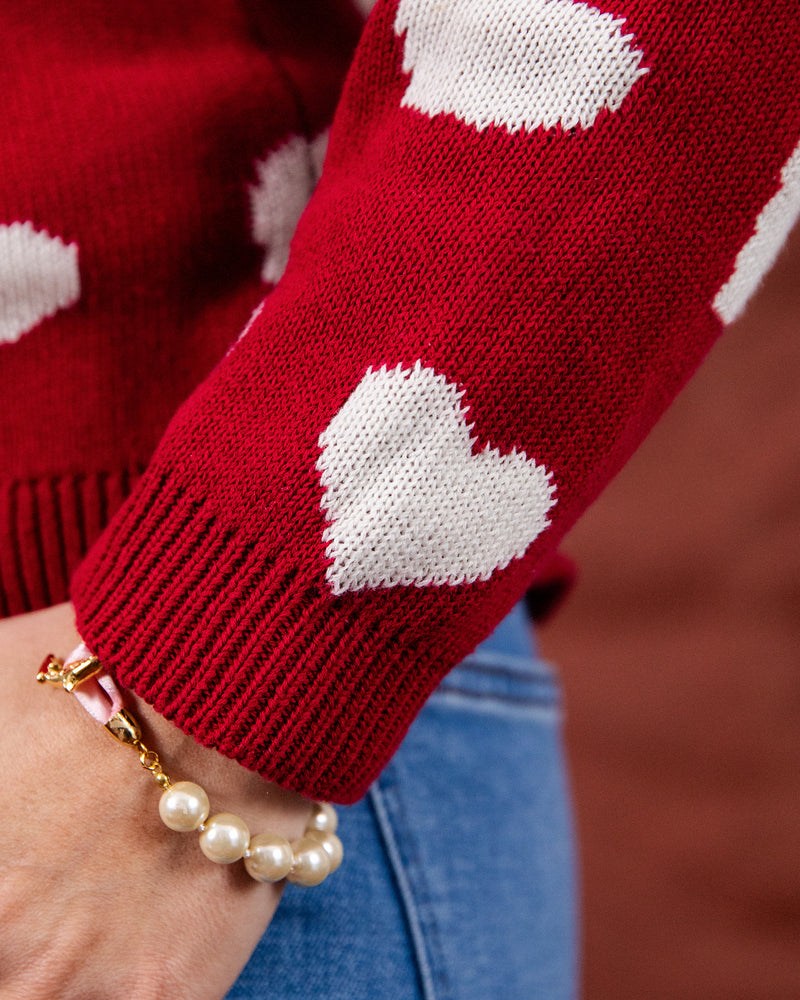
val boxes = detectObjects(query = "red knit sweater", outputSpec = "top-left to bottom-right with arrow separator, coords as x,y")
2,0 -> 798,802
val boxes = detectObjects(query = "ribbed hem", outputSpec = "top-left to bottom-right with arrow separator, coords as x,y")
71,468 -> 443,803
0,468 -> 144,617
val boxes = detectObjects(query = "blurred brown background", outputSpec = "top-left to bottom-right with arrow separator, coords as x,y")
539,224 -> 800,999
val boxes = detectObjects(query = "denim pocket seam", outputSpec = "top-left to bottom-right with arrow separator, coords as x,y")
430,685 -> 563,721
460,648 -> 556,681
433,655 -> 561,712
370,768 -> 454,1000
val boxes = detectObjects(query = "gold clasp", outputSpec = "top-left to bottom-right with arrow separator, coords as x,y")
36,654 -> 65,684
61,655 -> 102,692
105,709 -> 143,747
37,653 -> 173,792
36,653 -> 102,691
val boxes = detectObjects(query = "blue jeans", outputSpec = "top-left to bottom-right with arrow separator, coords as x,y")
227,603 -> 578,999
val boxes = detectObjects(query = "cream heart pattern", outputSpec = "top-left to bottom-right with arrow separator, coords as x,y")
317,363 -> 556,593
250,130 -> 329,285
713,140 -> 800,324
394,0 -> 648,132
0,222 -> 80,345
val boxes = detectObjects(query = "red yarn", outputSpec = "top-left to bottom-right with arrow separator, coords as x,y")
1,1 -> 798,801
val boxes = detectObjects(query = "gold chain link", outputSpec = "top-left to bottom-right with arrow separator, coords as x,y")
133,740 -> 172,789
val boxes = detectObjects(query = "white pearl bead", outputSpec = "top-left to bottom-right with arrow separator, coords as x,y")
244,832 -> 294,883
305,829 -> 344,874
306,802 -> 338,834
158,781 -> 210,832
287,836 -> 331,887
199,813 -> 250,864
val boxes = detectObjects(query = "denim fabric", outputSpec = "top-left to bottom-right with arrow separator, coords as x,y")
227,603 -> 578,999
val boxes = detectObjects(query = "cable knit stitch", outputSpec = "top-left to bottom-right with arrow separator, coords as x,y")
0,0 -> 798,801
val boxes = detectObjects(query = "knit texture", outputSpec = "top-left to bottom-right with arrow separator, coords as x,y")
0,223 -> 80,345
2,1 -> 799,800
317,362 -> 557,591
0,0 -> 361,615
395,0 -> 649,131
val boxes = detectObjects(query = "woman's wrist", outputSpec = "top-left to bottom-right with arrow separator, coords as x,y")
0,602 -> 304,998
127,691 -> 314,846
35,609 -> 342,884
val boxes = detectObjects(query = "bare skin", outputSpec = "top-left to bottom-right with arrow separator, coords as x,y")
0,603 -> 312,1000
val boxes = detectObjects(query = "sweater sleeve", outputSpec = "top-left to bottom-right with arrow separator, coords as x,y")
71,0 -> 800,803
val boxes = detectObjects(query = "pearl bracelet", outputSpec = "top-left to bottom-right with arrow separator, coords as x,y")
161,785 -> 342,886
36,650 -> 343,887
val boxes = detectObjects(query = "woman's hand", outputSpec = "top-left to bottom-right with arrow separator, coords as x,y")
0,603 -> 312,1000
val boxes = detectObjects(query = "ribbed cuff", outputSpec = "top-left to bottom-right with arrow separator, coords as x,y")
70,467 -> 442,803
0,468 -> 144,617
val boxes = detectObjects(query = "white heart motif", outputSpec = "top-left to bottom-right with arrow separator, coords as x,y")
713,140 -> 800,324
0,222 -> 80,345
394,0 -> 648,132
317,363 -> 556,594
250,130 -> 329,285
